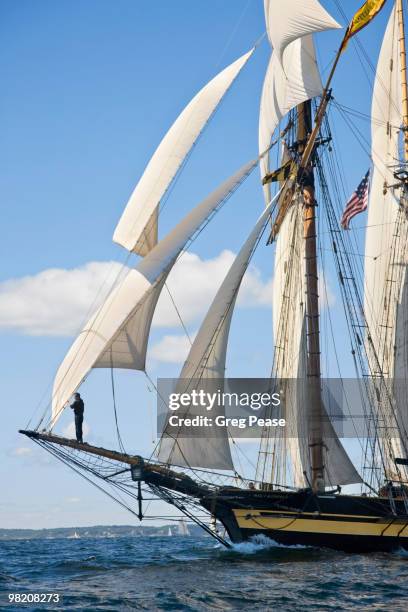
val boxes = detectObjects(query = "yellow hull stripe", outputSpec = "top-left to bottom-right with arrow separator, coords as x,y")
233,510 -> 408,538
243,509 -> 380,520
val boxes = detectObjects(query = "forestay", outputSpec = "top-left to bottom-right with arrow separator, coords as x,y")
113,49 -> 254,255
157,189 -> 282,470
50,159 -> 258,427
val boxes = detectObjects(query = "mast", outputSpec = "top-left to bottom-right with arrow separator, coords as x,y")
264,4 -> 389,487
397,0 -> 408,160
297,101 -> 324,491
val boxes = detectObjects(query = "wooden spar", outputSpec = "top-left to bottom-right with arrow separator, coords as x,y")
18,429 -> 208,495
297,102 -> 324,492
397,0 -> 408,160
19,429 -> 143,464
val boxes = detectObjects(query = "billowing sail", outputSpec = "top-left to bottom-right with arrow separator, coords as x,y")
51,159 -> 258,427
364,5 -> 408,470
259,35 -> 323,202
259,0 -> 340,202
365,5 -> 401,375
158,189 -> 282,470
113,48 -> 254,255
271,198 -> 361,486
263,0 -> 340,63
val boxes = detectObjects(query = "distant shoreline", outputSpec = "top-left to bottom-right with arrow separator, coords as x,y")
0,523 -> 202,541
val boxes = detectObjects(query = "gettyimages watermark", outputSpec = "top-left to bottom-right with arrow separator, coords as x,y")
165,386 -> 285,431
156,378 -> 408,439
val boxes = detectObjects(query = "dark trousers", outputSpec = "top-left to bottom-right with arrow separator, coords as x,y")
75,414 -> 83,442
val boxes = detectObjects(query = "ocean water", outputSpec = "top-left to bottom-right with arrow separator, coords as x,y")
1,535 -> 408,611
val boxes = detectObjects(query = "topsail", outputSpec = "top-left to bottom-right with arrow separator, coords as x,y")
259,0 -> 340,203
259,35 -> 323,202
263,0 -> 340,64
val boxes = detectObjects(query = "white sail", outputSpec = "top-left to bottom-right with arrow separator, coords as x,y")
158,189 -> 282,469
157,189 -> 281,470
365,5 -> 402,377
259,0 -> 339,202
272,198 -> 361,486
113,48 -> 254,255
51,159 -> 258,426
263,0 -> 340,64
259,35 -> 323,202
177,519 -> 190,536
394,273 -> 408,447
93,276 -> 167,369
364,6 -> 408,471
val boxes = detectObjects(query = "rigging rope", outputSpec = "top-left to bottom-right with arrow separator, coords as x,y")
110,361 -> 126,455
164,282 -> 193,346
214,0 -> 254,69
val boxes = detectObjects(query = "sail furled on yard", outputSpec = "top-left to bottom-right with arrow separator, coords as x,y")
50,159 -> 258,427
113,49 -> 254,256
157,190 -> 281,470
364,5 -> 408,470
271,198 -> 361,487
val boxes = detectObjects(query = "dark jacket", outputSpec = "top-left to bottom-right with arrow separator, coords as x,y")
70,398 -> 84,416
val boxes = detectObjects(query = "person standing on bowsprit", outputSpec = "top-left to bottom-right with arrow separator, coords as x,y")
70,392 -> 84,443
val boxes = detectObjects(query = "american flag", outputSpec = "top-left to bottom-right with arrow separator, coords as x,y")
341,170 -> 370,230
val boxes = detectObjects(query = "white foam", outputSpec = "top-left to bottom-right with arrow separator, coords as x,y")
230,534 -> 308,553
392,547 -> 408,558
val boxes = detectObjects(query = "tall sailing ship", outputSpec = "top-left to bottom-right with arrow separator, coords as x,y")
21,0 -> 408,552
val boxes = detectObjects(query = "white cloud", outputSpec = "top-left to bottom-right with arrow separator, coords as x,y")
153,251 -> 273,328
0,261 -> 127,336
0,253 -> 272,337
11,446 -> 33,457
319,273 -> 336,309
238,262 -> 273,307
7,444 -> 53,467
149,333 -> 195,364
66,497 -> 81,503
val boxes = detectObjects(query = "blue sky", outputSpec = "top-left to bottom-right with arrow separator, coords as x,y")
0,0 -> 392,528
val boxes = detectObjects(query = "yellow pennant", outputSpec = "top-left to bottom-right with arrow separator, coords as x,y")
262,160 -> 292,185
348,0 -> 387,39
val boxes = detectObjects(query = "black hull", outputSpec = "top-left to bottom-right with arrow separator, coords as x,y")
201,488 -> 408,553
228,527 -> 407,553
